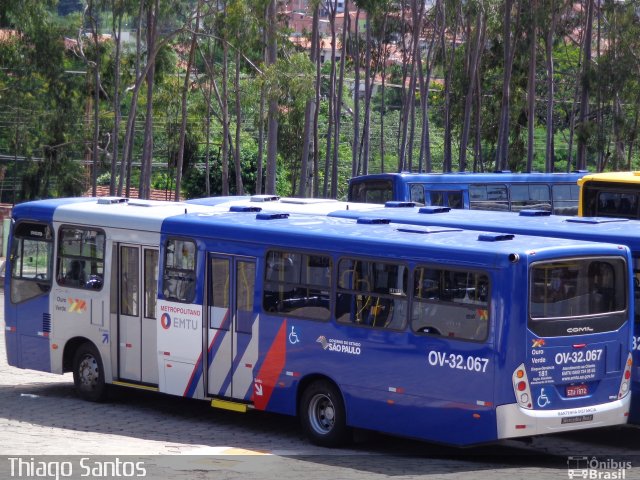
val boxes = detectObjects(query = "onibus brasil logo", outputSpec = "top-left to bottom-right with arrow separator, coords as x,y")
567,456 -> 632,479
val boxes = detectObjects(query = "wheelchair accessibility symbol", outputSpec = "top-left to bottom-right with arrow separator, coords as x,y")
289,326 -> 300,345
537,388 -> 551,408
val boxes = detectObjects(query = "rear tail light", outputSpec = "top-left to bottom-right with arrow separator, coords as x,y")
512,364 -> 533,409
618,353 -> 633,399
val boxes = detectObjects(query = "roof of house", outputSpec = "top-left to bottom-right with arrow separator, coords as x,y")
85,185 -> 181,202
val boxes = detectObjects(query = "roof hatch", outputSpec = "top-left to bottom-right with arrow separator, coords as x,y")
229,205 -> 262,213
566,217 -> 629,225
418,206 -> 451,214
477,233 -> 515,242
256,212 -> 289,220
519,209 -> 551,217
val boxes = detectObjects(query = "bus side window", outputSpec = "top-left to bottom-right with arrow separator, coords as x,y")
469,184 -> 509,211
409,184 -> 426,205
57,226 -> 105,290
430,191 -> 445,207
263,251 -> 331,321
447,191 -> 464,209
336,258 -> 407,329
163,239 -> 196,303
412,267 -> 490,341
510,184 -> 551,212
552,184 -> 579,215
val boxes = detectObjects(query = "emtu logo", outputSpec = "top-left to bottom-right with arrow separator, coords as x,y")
161,313 -> 171,330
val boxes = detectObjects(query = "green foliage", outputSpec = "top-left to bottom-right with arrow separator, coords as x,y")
261,52 -> 315,106
181,144 -> 258,198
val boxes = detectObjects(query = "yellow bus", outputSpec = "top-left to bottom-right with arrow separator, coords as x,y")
578,171 -> 640,219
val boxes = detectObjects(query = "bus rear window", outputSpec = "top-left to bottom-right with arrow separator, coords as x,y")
529,258 -> 627,333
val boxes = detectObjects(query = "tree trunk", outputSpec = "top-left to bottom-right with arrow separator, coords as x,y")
331,0 -> 349,198
256,6 -> 268,194
442,2 -> 462,172
313,21 -> 322,197
138,0 -> 159,200
119,1 -> 144,197
323,4 -> 337,198
110,4 -> 123,196
175,0 -> 201,201
526,0 -> 536,172
576,0 -> 594,171
234,45 -> 244,195
460,9 -> 484,173
361,15 -> 372,174
379,13 -> 388,172
544,0 -> 557,173
299,3 -> 319,197
417,0 -> 442,173
399,0 -> 423,172
265,0 -> 278,194
204,81 -> 212,196
351,8 -> 361,177
221,9 -> 230,196
89,0 -> 100,196
495,0 -> 520,171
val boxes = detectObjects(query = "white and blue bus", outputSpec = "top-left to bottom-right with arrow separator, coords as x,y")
347,171 -> 588,215
324,203 -> 640,424
4,197 -> 634,446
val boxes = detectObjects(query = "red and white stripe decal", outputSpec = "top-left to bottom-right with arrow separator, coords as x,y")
252,321 -> 287,410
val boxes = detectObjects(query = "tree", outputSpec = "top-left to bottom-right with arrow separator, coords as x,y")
576,0 -> 594,171
298,0 -> 320,197
175,0 -> 202,201
495,0 -> 522,171
264,0 -> 278,194
459,1 -> 485,172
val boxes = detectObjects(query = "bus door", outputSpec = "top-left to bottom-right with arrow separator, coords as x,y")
206,254 -> 256,400
6,221 -> 54,370
117,244 -> 159,385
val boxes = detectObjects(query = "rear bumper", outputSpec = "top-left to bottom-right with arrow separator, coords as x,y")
497,394 -> 630,439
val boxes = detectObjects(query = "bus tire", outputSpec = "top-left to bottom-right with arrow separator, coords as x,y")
300,380 -> 351,447
72,342 -> 107,402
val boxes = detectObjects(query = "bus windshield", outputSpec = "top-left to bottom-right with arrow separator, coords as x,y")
579,173 -> 640,219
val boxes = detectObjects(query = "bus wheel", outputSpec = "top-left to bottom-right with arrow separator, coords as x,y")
72,343 -> 107,402
300,380 -> 350,447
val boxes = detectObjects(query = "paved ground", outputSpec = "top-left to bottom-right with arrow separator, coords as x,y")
1,290 -> 640,480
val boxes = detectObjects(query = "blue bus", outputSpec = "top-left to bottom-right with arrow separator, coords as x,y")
347,171 -> 588,215
326,204 -> 640,423
5,197 -> 634,446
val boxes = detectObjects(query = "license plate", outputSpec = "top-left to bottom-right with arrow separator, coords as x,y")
566,384 -> 589,397
561,415 -> 593,424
